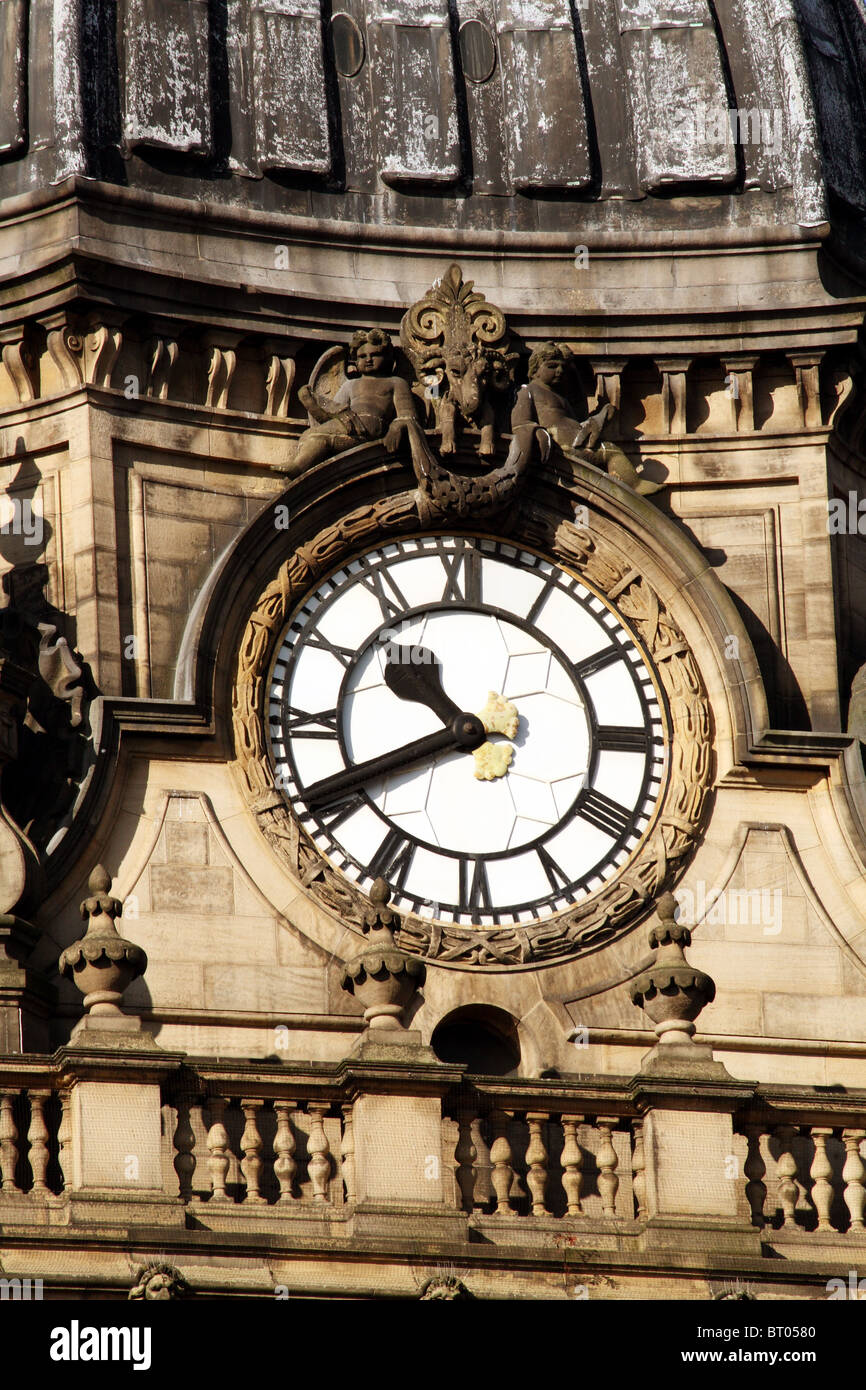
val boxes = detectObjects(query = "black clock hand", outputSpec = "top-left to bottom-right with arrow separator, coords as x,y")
384,646 -> 463,727
305,713 -> 486,809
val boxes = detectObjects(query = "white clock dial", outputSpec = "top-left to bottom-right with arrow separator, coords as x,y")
268,535 -> 666,926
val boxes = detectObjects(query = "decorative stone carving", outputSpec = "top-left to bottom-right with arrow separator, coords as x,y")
721,355 -> 759,433
277,329 -> 421,478
264,351 -> 296,417
129,1261 -> 191,1300
401,264 -> 517,458
419,1272 -> 473,1300
1,567 -> 96,854
787,351 -> 825,428
203,335 -> 240,410
0,603 -> 52,1052
0,327 -> 36,403
145,335 -> 179,400
341,878 -> 426,1030
629,891 -> 716,1047
58,865 -> 147,1018
511,342 -> 663,496
44,318 -> 85,392
232,486 -> 712,969
656,358 -> 691,435
84,319 -> 123,389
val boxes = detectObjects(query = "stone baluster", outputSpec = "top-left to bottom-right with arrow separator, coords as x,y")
341,1104 -> 356,1205
489,1109 -> 516,1216
0,1091 -> 18,1191
307,1104 -> 332,1202
561,1117 -> 584,1217
240,1100 -> 266,1204
525,1113 -> 549,1217
172,1096 -> 196,1203
809,1127 -> 835,1231
57,1091 -> 72,1192
206,1097 -> 231,1202
27,1091 -> 50,1194
454,1099 -> 477,1214
743,1124 -> 767,1228
472,1115 -> 494,1211
774,1125 -> 799,1226
842,1129 -> 866,1231
273,1102 -> 297,1201
631,1119 -> 646,1221
596,1117 -> 620,1218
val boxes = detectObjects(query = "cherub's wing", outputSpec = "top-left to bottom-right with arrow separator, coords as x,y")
308,345 -> 350,406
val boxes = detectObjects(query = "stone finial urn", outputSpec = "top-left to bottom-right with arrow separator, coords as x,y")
59,865 -> 147,1017
341,878 -> 425,1031
629,892 -> 715,1047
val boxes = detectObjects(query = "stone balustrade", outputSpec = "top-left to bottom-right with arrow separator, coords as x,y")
0,1073 -> 67,1198
443,1092 -> 638,1223
6,1057 -> 866,1264
167,1091 -> 348,1208
736,1105 -> 866,1238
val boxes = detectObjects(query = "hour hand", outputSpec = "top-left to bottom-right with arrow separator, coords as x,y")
304,715 -> 486,809
384,646 -> 462,727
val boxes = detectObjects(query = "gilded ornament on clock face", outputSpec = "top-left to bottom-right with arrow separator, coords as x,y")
233,498 -> 712,971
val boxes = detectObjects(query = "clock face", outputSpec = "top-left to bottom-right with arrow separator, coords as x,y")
268,535 -> 666,926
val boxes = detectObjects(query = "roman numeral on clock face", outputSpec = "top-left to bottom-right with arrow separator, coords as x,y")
459,856 -> 492,913
437,540 -> 482,605
303,630 -> 356,668
536,844 -> 573,895
596,725 -> 648,753
316,792 -> 368,834
283,706 -> 339,738
355,556 -> 410,622
576,787 -> 633,839
574,645 -> 621,679
369,828 -> 416,892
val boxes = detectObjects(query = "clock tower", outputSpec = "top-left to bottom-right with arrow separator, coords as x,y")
0,0 -> 865,1305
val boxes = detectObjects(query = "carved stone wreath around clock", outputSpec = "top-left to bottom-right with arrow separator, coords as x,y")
232,485 -> 712,970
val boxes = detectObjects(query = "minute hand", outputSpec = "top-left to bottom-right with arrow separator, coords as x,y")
305,714 -> 486,809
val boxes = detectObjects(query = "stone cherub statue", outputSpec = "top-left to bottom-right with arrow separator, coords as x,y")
511,342 -> 663,496
275,329 -> 419,478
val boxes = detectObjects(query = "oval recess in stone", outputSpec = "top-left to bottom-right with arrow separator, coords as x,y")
332,13 -> 366,78
458,19 -> 497,84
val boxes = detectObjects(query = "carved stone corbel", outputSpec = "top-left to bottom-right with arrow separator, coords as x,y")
656,358 -> 691,435
825,358 -> 858,432
787,351 -> 825,429
42,315 -> 85,393
0,326 -> 36,404
145,334 -> 179,400
264,350 -> 297,417
590,357 -> 629,421
84,316 -> 124,389
720,354 -> 759,433
203,333 -> 240,410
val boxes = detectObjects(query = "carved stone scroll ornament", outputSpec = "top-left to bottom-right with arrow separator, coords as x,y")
231,495 -> 712,971
400,263 -> 518,459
